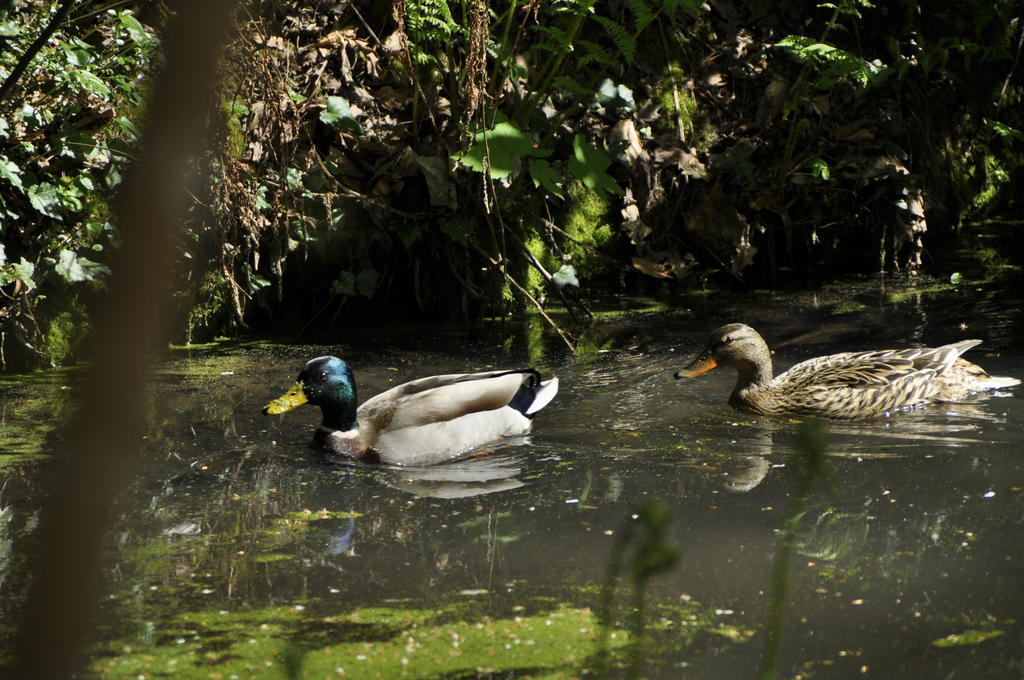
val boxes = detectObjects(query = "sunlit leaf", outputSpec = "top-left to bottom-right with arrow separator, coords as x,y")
285,167 -> 303,189
807,157 -> 830,180
320,96 -> 362,133
62,45 -> 93,68
552,264 -> 579,289
69,69 -> 112,99
54,249 -> 88,282
119,12 -> 150,45
13,258 -> 36,291
594,78 -> 635,111
456,116 -> 552,180
27,182 -> 63,219
19,104 -> 47,128
255,184 -> 271,211
115,116 -> 140,141
0,157 -> 24,192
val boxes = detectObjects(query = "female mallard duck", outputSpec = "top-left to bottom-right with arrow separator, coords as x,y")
263,356 -> 559,465
675,323 -> 1019,420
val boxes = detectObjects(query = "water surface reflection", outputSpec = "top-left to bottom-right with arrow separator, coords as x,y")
2,278 -> 1023,678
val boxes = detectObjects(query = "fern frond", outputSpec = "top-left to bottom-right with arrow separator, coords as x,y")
550,0 -> 593,16
552,75 -> 591,98
406,0 -> 463,43
532,25 -> 572,54
576,39 -> 616,68
777,34 -> 880,89
592,15 -> 637,63
623,0 -> 656,34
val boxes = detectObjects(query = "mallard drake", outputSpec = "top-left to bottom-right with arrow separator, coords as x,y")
675,323 -> 1019,420
263,356 -> 559,465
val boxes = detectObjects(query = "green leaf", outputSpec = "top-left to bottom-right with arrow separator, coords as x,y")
75,175 -> 96,192
777,34 -> 879,89
285,167 -> 303,189
69,70 -> 112,99
56,124 -> 98,161
115,116 -> 140,141
19,104 -> 46,128
119,12 -> 150,45
807,157 -> 830,180
319,96 -> 362,132
0,21 -> 19,37
985,118 -> 1024,141
552,264 -> 579,289
55,249 -> 87,282
85,219 -> 109,239
567,134 -> 623,195
0,157 -> 24,192
528,158 -> 565,199
13,258 -> 36,291
594,78 -> 635,111
240,262 -> 271,294
456,117 -> 551,180
63,45 -> 94,68
255,184 -> 271,211
27,182 -> 63,219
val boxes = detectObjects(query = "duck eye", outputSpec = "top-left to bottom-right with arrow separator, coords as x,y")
319,371 -> 329,381
723,335 -> 734,344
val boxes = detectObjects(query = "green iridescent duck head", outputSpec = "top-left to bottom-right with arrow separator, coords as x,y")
263,356 -> 359,430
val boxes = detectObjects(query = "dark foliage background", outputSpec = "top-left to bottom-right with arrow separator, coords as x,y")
1,0 -> 1021,369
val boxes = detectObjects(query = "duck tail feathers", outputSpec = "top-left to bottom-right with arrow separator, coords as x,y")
510,376 -> 559,417
527,377 -> 559,415
978,375 -> 1021,391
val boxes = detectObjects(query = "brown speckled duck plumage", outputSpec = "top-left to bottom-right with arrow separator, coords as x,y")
675,323 -> 1020,420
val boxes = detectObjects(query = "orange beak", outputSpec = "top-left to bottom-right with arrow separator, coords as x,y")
674,355 -> 718,379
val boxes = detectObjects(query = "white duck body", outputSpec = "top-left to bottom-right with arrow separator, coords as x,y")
265,357 -> 558,466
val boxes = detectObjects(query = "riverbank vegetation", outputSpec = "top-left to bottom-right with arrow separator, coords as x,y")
1,0 -> 1022,370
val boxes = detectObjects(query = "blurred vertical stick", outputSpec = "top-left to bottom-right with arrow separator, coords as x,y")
13,2 -> 237,677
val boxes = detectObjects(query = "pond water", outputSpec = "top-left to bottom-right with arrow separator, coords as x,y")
2,277 -> 1024,678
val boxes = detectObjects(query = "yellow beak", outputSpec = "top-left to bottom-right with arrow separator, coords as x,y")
262,382 -> 308,415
